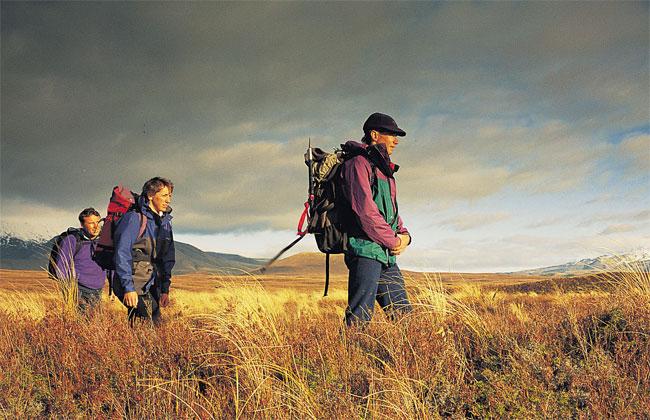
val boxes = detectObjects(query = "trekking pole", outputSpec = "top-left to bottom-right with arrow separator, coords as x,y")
307,137 -> 314,212
259,234 -> 306,273
259,138 -> 314,274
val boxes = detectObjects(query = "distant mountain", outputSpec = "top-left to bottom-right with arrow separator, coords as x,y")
5,233 -> 646,278
173,242 -> 263,274
511,251 -> 650,276
0,235 -> 51,270
260,252 -> 348,276
0,233 -> 264,274
259,252 -> 427,278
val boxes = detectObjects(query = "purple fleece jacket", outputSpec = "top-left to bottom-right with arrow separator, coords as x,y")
54,234 -> 107,289
341,141 -> 409,250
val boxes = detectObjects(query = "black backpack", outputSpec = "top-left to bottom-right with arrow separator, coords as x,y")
306,147 -> 374,254
262,142 -> 375,296
47,228 -> 85,280
305,145 -> 375,295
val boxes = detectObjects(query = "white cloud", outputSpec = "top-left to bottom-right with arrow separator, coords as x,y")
400,229 -> 650,272
634,210 -> 650,221
0,199 -> 86,239
618,133 -> 650,176
1,2 -> 648,272
438,212 -> 510,231
175,229 -> 318,259
577,210 -> 650,229
584,194 -> 614,205
600,224 -> 637,235
397,118 -> 612,203
526,216 -> 569,229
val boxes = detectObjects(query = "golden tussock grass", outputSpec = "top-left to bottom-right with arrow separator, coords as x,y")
0,265 -> 648,418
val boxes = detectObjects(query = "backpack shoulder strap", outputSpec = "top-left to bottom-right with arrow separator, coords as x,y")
66,228 -> 84,257
368,160 -> 377,190
341,149 -> 377,187
324,253 -> 330,297
137,212 -> 147,240
73,235 -> 83,256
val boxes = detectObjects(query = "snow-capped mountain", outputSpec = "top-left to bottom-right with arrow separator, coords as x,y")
512,250 -> 650,276
0,233 -> 263,274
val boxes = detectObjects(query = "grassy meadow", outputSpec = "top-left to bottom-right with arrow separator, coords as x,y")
0,266 -> 648,418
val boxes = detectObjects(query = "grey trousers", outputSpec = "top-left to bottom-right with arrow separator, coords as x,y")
77,283 -> 102,313
127,287 -> 162,326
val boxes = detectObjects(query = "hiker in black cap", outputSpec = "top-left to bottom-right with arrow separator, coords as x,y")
340,112 -> 413,326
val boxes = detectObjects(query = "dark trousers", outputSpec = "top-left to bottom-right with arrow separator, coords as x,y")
344,254 -> 412,326
127,287 -> 162,326
110,272 -> 162,326
77,284 -> 102,313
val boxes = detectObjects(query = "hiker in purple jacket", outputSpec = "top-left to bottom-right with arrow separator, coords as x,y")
53,208 -> 107,312
341,113 -> 413,326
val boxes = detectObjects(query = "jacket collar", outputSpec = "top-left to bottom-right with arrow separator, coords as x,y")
341,141 -> 400,177
138,195 -> 173,223
73,227 -> 96,242
80,229 -> 98,242
366,143 -> 399,177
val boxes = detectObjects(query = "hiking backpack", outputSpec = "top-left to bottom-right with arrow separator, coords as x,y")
263,142 -> 374,296
305,147 -> 369,253
47,228 -> 85,280
307,146 -> 378,295
93,185 -> 147,273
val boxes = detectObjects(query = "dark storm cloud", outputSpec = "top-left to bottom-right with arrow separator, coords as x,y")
1,2 -> 648,234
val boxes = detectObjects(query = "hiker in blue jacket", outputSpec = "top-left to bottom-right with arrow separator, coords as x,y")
113,177 -> 175,325
53,207 -> 107,312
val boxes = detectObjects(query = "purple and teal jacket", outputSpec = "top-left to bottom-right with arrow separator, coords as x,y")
340,141 -> 410,266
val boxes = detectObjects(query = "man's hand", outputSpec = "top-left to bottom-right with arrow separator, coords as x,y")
159,293 -> 170,307
390,234 -> 410,256
123,291 -> 139,307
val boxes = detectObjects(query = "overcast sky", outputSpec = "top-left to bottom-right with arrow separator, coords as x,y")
2,2 -> 648,272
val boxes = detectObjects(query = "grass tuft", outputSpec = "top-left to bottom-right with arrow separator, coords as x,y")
0,262 -> 648,417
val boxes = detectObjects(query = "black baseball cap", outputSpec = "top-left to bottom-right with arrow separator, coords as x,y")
362,112 -> 406,137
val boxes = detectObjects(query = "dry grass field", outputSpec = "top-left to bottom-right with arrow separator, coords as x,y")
0,263 -> 648,418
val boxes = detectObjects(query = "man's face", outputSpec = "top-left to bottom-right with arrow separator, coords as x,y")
81,215 -> 102,239
371,131 -> 400,155
148,186 -> 172,214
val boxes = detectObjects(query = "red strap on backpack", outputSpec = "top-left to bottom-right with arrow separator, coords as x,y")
296,199 -> 311,236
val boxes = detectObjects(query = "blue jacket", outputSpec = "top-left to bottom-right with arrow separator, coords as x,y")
113,196 -> 175,294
